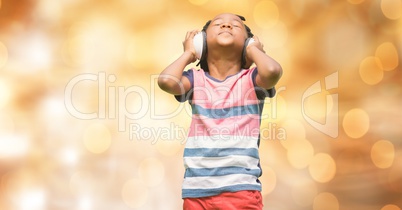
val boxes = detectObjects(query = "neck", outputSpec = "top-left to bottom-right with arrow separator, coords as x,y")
206,48 -> 242,80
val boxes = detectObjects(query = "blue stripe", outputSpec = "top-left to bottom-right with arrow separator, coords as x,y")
185,167 -> 261,177
182,184 -> 261,198
192,104 -> 260,119
184,148 -> 259,159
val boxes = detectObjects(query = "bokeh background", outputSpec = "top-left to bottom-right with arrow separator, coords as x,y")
0,0 -> 401,209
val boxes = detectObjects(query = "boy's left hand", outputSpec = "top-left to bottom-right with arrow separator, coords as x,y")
245,36 -> 265,68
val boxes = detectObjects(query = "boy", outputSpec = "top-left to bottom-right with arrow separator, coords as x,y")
158,13 -> 282,210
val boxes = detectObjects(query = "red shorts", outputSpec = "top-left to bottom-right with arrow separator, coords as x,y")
183,190 -> 263,210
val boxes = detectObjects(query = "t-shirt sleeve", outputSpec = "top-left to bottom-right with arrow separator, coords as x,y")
174,69 -> 194,102
252,68 -> 276,100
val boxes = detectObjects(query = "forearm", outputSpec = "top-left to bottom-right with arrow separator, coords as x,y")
248,46 -> 282,89
158,51 -> 193,94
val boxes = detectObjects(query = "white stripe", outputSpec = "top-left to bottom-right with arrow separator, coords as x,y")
185,135 -> 259,149
182,173 -> 260,190
184,155 -> 260,169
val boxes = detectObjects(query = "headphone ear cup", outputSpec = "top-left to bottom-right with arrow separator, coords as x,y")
200,31 -> 207,61
242,38 -> 254,69
192,31 -> 208,60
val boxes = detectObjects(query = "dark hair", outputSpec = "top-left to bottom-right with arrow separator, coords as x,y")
199,15 -> 254,72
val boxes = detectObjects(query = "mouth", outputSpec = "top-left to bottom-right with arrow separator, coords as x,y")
218,31 -> 232,35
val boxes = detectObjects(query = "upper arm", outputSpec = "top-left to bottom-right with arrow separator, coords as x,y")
158,72 -> 192,95
254,67 -> 282,90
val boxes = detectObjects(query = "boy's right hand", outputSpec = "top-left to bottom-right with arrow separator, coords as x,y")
183,30 -> 199,63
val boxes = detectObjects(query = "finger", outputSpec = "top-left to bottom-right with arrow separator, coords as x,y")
253,35 -> 259,42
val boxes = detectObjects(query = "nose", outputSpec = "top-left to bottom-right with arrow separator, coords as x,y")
220,23 -> 233,29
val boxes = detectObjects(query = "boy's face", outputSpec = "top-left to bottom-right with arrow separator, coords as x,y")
205,13 -> 248,52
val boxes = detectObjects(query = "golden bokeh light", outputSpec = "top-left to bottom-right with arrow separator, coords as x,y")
291,178 -> 318,207
287,139 -> 314,169
359,56 -> 384,85
69,171 -> 93,195
138,157 -> 165,187
279,119 -> 306,149
309,153 -> 336,183
303,90 -> 334,124
342,108 -> 370,139
382,204 -> 401,210
381,0 -> 402,20
375,42 -> 399,71
388,160 -> 402,192
259,165 -> 277,196
0,135 -> 30,159
121,178 -> 149,209
0,41 -> 8,69
0,79 -> 12,109
371,140 -> 395,169
348,0 -> 365,4
222,0 -> 250,15
261,21 -> 288,49
156,140 -> 182,156
313,192 -> 339,210
253,0 -> 279,29
83,123 -> 112,154
188,0 -> 209,6
261,94 -> 287,125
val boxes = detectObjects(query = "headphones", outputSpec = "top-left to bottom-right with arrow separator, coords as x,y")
193,31 -> 255,69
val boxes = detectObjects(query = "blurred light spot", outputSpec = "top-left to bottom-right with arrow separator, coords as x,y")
36,0 -> 63,22
382,204 -> 401,210
261,21 -> 288,49
18,188 -> 47,210
381,0 -> 402,20
138,157 -> 165,187
78,196 -> 93,210
70,171 -> 92,195
120,0 -> 165,16
359,56 -> 384,85
261,94 -> 287,124
188,0 -> 209,5
371,140 -> 395,169
41,96 -> 68,118
375,42 -> 399,71
291,179 -> 317,207
287,139 -> 314,169
0,135 -> 30,159
313,192 -> 339,210
280,119 -> 306,149
342,108 -> 370,138
67,19 -> 127,70
253,0 -> 279,29
303,90 -> 334,124
121,178 -> 149,208
0,113 -> 14,135
0,41 -> 8,68
348,0 -> 365,4
289,0 -> 306,18
60,148 -> 79,166
223,0 -> 250,14
18,33 -> 52,71
309,153 -> 336,183
83,123 -> 112,154
156,140 -> 182,156
388,159 -> 402,192
259,165 -> 276,196
0,78 -> 12,108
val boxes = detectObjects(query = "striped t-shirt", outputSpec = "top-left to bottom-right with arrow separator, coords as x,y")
175,67 -> 275,198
